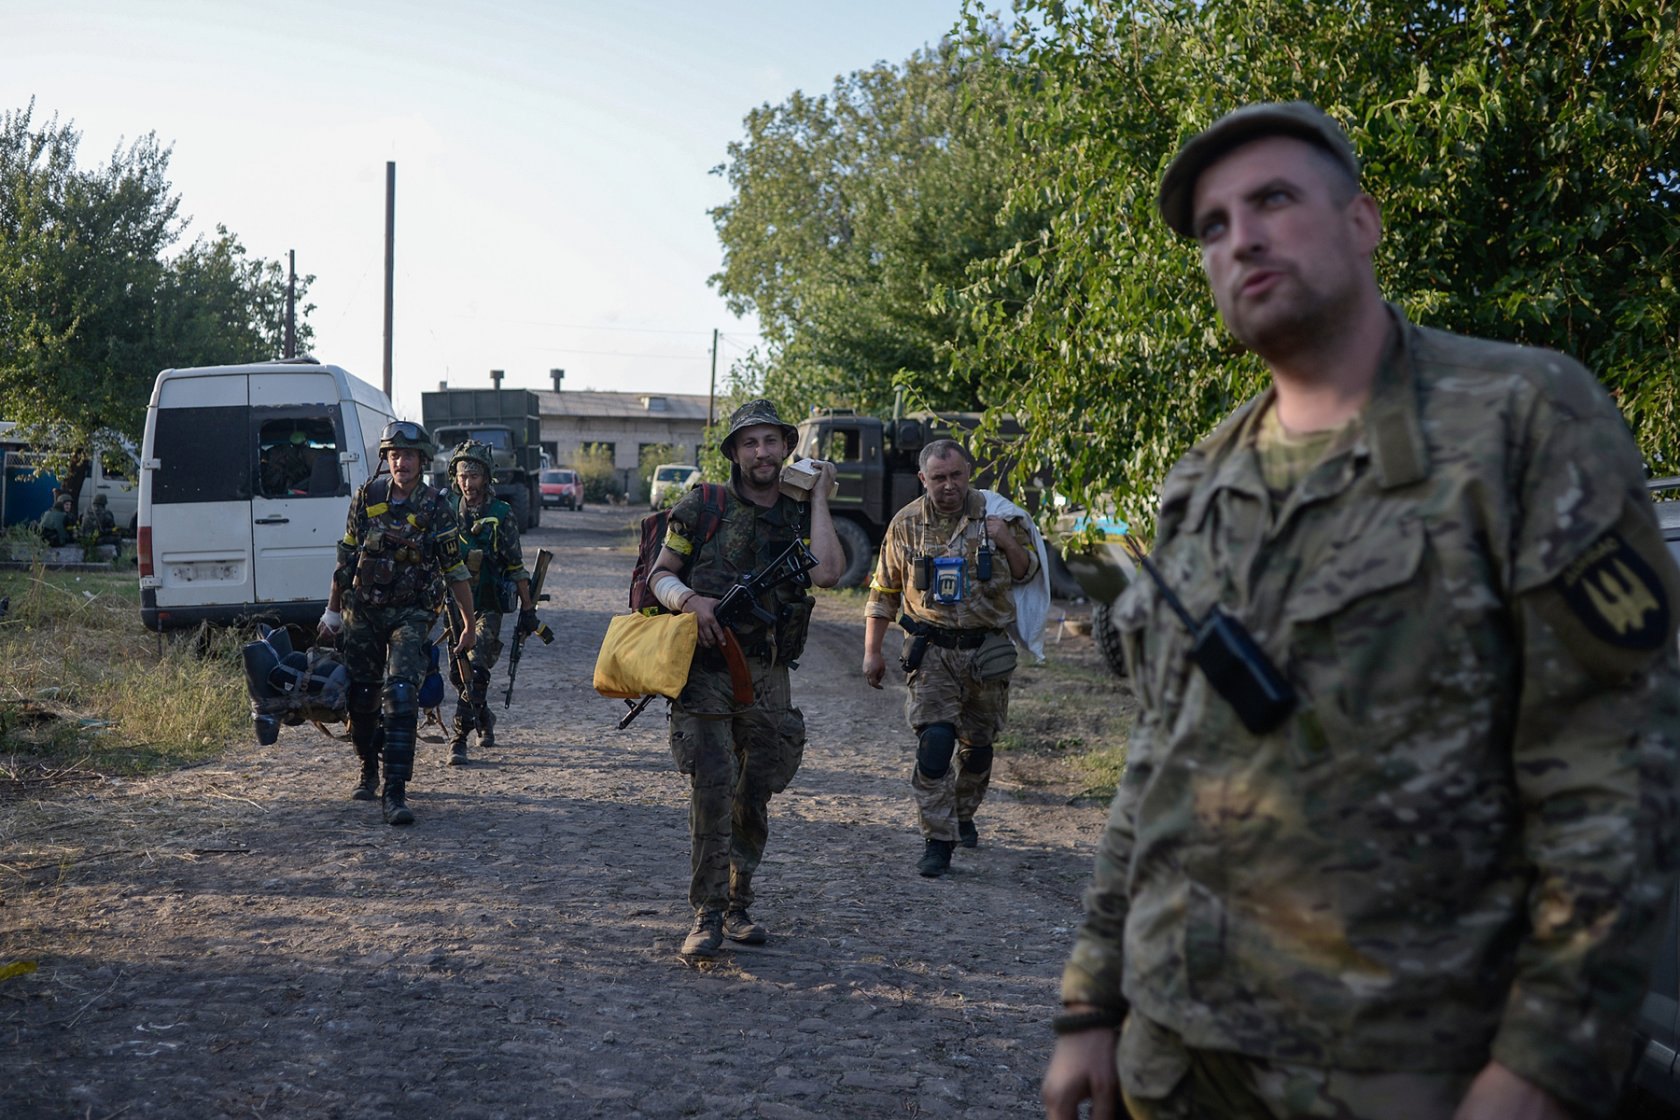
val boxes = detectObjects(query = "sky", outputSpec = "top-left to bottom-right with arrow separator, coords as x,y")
5,0 -> 976,419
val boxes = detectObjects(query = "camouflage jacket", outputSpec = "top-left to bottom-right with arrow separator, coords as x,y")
664,481 -> 811,659
449,494 -> 528,614
336,477 -> 468,610
865,488 -> 1037,632
1062,305 -> 1680,1116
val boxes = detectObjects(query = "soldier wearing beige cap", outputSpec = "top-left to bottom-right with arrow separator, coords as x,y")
1043,102 -> 1680,1120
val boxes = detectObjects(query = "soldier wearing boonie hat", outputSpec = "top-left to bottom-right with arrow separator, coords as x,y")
645,398 -> 845,959
1044,102 -> 1680,1120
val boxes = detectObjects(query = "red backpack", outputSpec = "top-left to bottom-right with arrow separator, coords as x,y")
629,483 -> 727,613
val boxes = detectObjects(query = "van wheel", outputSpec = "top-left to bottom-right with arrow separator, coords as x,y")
832,518 -> 875,589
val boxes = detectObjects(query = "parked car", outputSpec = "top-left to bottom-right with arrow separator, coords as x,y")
649,463 -> 699,509
540,467 -> 583,510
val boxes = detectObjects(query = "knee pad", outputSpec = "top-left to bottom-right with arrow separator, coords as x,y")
964,742 -> 994,775
916,722 -> 958,780
382,679 -> 418,721
349,680 -> 382,716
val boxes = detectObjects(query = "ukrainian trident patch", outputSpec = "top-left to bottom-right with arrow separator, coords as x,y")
1554,529 -> 1671,651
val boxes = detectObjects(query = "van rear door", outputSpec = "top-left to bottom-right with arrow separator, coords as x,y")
249,370 -> 352,606
145,372 -> 255,622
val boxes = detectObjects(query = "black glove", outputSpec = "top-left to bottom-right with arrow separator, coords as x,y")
518,609 -> 539,636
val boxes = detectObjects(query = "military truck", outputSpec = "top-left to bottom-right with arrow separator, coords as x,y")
421,388 -> 543,530
792,406 -> 1079,594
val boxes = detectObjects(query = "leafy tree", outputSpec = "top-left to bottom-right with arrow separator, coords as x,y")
0,102 -> 311,503
574,444 -> 622,504
710,35 -> 1041,417
949,0 -> 1680,532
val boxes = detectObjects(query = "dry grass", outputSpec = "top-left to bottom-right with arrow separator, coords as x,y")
0,562 -> 246,780
997,629 -> 1135,803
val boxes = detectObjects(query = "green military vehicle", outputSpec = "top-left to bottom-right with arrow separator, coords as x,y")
421,388 -> 543,530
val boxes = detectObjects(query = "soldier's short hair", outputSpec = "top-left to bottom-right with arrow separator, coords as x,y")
918,438 -> 974,472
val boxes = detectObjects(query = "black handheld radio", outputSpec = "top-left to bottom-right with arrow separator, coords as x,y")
1120,536 -> 1297,735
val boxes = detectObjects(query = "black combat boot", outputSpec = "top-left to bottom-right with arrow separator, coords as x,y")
681,909 -> 724,958
476,704 -> 496,751
381,779 -> 414,826
918,838 -> 954,877
446,711 -> 471,766
352,755 -> 379,801
957,819 -> 979,849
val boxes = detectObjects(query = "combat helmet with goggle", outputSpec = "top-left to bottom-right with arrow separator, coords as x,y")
378,419 -> 432,456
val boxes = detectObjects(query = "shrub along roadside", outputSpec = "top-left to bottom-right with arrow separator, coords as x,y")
0,564 -> 246,775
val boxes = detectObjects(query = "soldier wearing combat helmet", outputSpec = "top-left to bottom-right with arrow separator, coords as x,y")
1043,102 -> 1680,1120
318,420 -> 475,825
646,398 -> 844,958
442,439 -> 538,766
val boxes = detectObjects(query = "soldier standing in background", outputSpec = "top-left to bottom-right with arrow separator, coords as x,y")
1042,102 -> 1680,1120
318,420 -> 475,826
444,439 -> 538,766
860,438 -> 1038,878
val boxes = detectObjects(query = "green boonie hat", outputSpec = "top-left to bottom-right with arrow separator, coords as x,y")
1158,101 -> 1361,238
719,398 -> 797,458
378,419 -> 432,455
447,439 -> 495,480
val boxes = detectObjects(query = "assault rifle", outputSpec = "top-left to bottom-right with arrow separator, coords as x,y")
618,538 -> 819,729
504,548 -> 555,707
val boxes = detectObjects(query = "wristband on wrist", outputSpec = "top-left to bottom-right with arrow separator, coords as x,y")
1050,1008 -> 1124,1035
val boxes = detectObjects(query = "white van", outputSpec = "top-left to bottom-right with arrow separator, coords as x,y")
138,358 -> 397,632
79,437 -> 140,533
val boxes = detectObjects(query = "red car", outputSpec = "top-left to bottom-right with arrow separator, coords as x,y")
540,468 -> 583,510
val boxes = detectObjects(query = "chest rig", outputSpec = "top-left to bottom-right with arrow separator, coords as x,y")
458,500 -> 509,610
911,510 -> 996,607
349,478 -> 440,608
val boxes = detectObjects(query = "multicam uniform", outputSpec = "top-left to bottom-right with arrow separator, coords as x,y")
1064,306 -> 1680,1118
665,482 -> 814,915
448,492 -> 529,742
866,489 -> 1038,843
336,476 -> 468,798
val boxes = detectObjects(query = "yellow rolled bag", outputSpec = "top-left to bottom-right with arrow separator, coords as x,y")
592,611 -> 699,700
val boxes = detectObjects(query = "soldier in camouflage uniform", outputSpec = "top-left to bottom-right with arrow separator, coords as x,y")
646,399 -> 843,958
37,491 -> 74,546
78,493 -> 119,546
444,439 -> 539,766
318,420 -> 475,826
1043,102 -> 1680,1120
861,438 -> 1038,877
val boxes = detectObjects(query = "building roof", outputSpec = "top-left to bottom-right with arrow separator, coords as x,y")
536,390 -> 711,422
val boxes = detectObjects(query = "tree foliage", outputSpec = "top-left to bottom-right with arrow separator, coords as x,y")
0,101 -> 312,485
709,35 -> 1041,417
947,0 -> 1680,531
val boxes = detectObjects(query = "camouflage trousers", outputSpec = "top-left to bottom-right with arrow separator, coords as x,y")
452,610 -> 505,729
905,642 -> 1009,841
342,600 -> 437,688
669,656 -> 805,912
1118,1012 -> 1477,1120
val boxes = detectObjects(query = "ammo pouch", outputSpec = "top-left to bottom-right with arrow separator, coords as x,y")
972,629 -> 1019,682
353,553 -> 398,604
899,615 -> 931,674
775,595 -> 815,665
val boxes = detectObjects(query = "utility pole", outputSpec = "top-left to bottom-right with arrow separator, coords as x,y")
382,161 -> 396,401
707,328 -> 719,429
284,250 -> 296,358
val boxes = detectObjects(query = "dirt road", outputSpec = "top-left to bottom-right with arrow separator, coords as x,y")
1,506 -> 1111,1119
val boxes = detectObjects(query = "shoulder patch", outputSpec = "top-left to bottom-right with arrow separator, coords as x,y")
1553,528 -> 1670,651
1531,503 -> 1680,684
